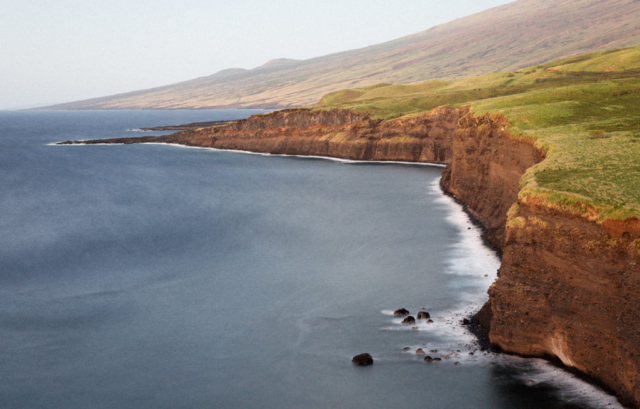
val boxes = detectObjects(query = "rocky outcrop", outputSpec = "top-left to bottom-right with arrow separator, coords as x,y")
394,308 -> 410,316
61,108 -> 464,163
222,109 -> 370,130
352,353 -> 374,366
176,108 -> 462,162
440,113 -> 545,250
474,300 -> 493,330
440,111 -> 640,407
401,316 -> 416,325
489,201 -> 640,406
417,311 -> 430,320
60,106 -> 640,406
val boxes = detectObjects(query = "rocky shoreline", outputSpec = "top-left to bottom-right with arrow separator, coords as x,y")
58,107 -> 640,407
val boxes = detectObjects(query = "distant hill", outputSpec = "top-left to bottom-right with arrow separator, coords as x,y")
42,0 -> 640,110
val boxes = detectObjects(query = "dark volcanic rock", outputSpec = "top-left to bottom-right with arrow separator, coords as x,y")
401,316 -> 416,324
424,356 -> 433,362
394,308 -> 410,316
416,348 -> 425,355
475,301 -> 493,330
417,311 -> 430,320
352,353 -> 373,366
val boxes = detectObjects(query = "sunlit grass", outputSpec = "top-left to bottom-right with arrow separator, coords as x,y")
315,47 -> 640,220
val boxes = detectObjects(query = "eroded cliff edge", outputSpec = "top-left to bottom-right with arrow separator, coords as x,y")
63,108 -> 462,163
61,107 -> 640,407
440,112 -> 640,407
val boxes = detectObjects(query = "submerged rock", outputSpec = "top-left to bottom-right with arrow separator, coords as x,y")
394,308 -> 410,316
424,356 -> 433,362
352,353 -> 373,366
401,316 -> 416,324
427,319 -> 434,324
416,348 -> 426,355
417,311 -> 430,320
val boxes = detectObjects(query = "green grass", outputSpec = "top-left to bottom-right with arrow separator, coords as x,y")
314,47 -> 640,221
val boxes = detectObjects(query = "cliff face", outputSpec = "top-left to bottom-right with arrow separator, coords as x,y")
440,112 -> 640,407
441,113 -> 545,250
156,108 -> 467,163
61,107 -> 640,406
223,109 -> 371,130
489,201 -> 640,406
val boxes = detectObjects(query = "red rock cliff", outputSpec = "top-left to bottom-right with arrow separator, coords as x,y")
441,112 -> 640,407
489,200 -> 640,406
153,108 -> 467,162
441,113 -> 545,250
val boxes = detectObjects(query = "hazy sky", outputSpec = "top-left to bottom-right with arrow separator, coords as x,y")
1,0 -> 515,109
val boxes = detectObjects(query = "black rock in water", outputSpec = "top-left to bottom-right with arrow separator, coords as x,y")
417,311 -> 430,320
352,353 -> 374,366
394,308 -> 410,316
401,316 -> 416,324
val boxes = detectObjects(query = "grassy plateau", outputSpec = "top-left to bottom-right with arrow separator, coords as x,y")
314,47 -> 640,221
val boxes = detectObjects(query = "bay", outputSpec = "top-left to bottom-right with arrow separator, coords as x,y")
0,110 -> 620,408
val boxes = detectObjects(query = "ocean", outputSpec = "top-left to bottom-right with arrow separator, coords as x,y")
0,110 -> 621,408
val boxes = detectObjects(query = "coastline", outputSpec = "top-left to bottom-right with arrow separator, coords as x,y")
57,137 -> 626,407
52,140 -> 448,167
54,107 -> 640,407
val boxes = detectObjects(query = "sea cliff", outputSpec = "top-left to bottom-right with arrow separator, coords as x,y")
441,111 -> 640,407
60,107 -> 640,407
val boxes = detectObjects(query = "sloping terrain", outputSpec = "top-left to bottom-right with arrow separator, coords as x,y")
316,46 -> 640,220
43,0 -> 640,110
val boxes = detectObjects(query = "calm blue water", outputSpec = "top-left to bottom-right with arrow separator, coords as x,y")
0,110 -> 621,408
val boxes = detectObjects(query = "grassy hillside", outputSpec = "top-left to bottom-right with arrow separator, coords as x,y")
43,0 -> 640,110
315,47 -> 640,221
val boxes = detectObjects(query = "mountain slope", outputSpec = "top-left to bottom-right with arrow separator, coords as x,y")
43,0 -> 640,110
